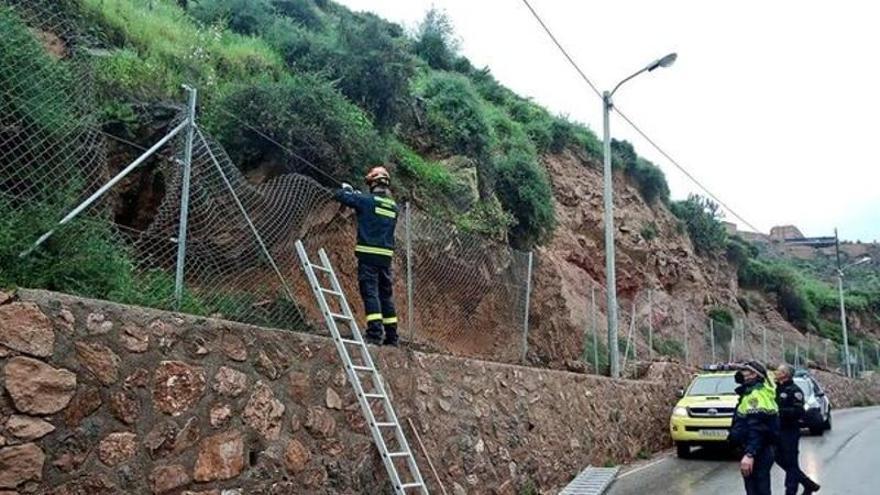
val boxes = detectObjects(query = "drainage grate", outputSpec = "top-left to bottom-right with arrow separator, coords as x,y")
559,466 -> 619,495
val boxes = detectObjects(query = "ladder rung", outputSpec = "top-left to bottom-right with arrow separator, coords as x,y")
310,263 -> 332,273
328,312 -> 352,321
374,422 -> 396,427
340,338 -> 362,345
400,483 -> 423,490
363,393 -> 386,399
387,451 -> 410,458
319,287 -> 343,297
351,365 -> 374,372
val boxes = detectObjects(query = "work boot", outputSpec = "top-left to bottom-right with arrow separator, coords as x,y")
364,325 -> 384,346
383,327 -> 399,347
803,480 -> 821,495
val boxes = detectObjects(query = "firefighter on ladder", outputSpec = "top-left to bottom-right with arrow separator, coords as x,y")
334,166 -> 400,346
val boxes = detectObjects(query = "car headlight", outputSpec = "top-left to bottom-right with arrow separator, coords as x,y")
673,406 -> 688,417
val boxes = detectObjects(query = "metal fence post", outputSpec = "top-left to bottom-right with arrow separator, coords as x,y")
859,341 -> 865,375
405,202 -> 414,342
781,334 -> 785,363
174,85 -> 198,309
824,341 -> 829,368
683,311 -> 689,366
795,344 -> 800,367
762,326 -> 767,364
710,319 -> 716,362
648,289 -> 654,360
520,251 -> 533,363
590,286 -> 599,373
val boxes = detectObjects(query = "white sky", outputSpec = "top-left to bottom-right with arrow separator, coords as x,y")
335,0 -> 879,241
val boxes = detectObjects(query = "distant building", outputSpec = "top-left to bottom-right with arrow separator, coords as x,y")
769,225 -> 804,242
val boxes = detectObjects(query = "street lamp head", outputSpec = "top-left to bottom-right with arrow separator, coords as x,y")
647,52 -> 678,72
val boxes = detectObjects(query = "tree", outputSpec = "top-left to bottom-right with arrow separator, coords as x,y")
412,7 -> 459,70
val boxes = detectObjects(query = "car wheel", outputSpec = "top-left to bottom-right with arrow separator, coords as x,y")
810,425 -> 824,436
676,442 -> 691,458
824,411 -> 832,431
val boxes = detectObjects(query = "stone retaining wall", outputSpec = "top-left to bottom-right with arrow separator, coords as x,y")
1,289 -> 877,494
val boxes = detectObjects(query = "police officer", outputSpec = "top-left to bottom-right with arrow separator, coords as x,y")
729,361 -> 779,495
774,364 -> 821,495
335,166 -> 400,346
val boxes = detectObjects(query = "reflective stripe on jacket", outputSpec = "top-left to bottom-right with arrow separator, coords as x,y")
334,188 -> 397,265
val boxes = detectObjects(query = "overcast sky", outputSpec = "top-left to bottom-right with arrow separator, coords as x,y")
336,0 -> 879,241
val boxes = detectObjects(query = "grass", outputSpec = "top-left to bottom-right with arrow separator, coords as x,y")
80,0 -> 283,98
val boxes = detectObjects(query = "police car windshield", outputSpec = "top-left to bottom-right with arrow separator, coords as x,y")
687,375 -> 738,396
794,377 -> 813,396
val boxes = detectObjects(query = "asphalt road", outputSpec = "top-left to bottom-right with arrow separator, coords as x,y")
607,406 -> 880,495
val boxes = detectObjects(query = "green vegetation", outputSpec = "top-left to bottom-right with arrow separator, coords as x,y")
611,139 -> 670,204
654,337 -> 685,359
670,194 -> 728,255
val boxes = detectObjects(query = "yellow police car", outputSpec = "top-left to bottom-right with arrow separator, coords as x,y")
670,367 -> 740,458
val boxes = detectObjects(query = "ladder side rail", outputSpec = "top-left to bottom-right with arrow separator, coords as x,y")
307,244 -> 411,493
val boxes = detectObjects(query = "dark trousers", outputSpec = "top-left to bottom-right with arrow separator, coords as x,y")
777,428 -> 815,495
743,445 -> 775,495
357,262 -> 397,338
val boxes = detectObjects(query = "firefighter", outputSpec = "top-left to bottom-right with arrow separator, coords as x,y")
334,166 -> 400,346
774,364 -> 821,495
729,361 -> 779,495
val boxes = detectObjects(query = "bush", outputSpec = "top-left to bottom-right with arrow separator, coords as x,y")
726,235 -> 758,267
670,194 -> 728,255
655,338 -> 685,359
207,75 -> 385,183
628,158 -> 669,204
332,14 -> 415,129
611,139 -> 669,203
190,0 -> 275,35
493,149 -> 555,247
641,222 -> 658,241
413,71 -> 492,157
0,192 -> 136,300
272,0 -> 323,29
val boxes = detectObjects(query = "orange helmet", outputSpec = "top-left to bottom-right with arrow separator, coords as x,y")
365,166 -> 390,187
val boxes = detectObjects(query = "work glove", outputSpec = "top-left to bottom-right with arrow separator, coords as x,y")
341,182 -> 354,192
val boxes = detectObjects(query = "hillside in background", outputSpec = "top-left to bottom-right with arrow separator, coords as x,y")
0,0 -> 878,370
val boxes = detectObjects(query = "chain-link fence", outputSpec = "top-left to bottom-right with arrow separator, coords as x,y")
1,0 -> 871,376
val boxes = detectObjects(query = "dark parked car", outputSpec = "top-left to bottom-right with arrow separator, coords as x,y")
793,370 -> 832,435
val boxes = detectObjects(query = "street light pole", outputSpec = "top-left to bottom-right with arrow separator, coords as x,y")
602,52 -> 677,378
834,228 -> 871,378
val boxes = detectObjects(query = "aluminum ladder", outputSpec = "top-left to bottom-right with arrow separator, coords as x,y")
294,240 -> 428,494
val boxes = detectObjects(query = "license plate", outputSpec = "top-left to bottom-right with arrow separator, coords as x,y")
700,429 -> 728,438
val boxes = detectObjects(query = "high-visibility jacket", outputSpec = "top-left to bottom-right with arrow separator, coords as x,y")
334,188 -> 398,266
730,378 -> 780,456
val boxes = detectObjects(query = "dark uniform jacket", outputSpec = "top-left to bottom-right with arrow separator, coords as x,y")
334,188 -> 398,267
776,379 -> 805,430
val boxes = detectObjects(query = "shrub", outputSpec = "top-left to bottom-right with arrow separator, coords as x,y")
628,158 -> 669,204
726,235 -> 758,267
611,139 -> 669,203
412,71 -> 492,157
655,338 -> 685,359
493,149 -> 555,248
389,140 -> 460,201
412,7 -> 459,71
332,14 -> 416,129
670,194 -> 728,255
271,0 -> 323,29
641,222 -> 658,241
0,192 -> 136,300
207,75 -> 385,183
189,0 -> 275,35
0,7 -> 78,131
